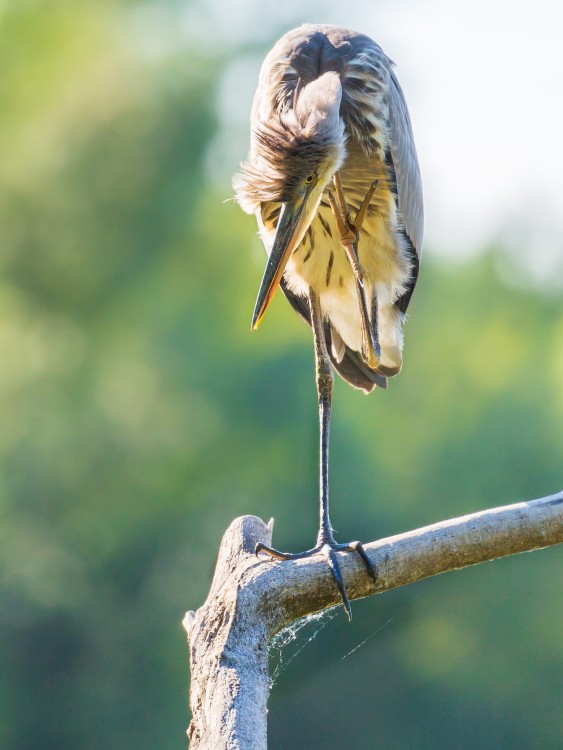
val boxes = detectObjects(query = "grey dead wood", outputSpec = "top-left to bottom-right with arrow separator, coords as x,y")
184,492 -> 563,749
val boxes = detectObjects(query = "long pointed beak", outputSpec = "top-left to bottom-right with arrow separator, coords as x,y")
251,187 -> 316,330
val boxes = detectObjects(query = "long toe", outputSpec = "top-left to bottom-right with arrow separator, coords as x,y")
255,542 -> 294,561
255,542 -> 317,561
342,541 -> 377,582
321,544 -> 352,620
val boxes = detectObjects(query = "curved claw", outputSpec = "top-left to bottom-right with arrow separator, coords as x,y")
322,544 -> 353,621
342,541 -> 377,582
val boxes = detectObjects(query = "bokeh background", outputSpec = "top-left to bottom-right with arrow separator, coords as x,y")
0,1 -> 561,749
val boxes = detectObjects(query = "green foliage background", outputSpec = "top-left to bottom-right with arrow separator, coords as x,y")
0,2 -> 561,748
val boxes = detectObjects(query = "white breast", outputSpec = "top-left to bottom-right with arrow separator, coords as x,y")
266,191 -> 412,371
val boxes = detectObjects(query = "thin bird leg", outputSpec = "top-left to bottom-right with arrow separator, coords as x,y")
328,175 -> 380,367
255,289 -> 377,619
358,179 -> 382,361
371,286 -> 380,361
310,287 -> 377,616
309,288 -> 335,548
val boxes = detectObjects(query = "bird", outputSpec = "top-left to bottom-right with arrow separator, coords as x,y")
233,24 -> 423,618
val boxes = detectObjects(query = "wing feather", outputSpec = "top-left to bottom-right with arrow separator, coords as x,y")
387,67 -> 424,257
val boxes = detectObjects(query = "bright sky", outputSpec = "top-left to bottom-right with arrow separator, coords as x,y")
200,0 -> 563,285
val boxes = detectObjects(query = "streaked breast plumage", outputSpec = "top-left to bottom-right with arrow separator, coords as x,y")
234,24 -> 423,391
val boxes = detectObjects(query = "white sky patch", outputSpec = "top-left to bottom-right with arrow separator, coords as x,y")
203,0 -> 563,285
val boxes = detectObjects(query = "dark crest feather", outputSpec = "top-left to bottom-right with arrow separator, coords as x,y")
234,117 -> 335,211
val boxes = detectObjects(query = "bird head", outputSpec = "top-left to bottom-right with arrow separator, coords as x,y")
233,72 -> 346,328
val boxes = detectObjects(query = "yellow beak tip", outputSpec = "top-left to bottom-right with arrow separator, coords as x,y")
251,309 -> 264,331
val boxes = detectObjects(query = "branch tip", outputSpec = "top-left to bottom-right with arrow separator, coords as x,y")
183,610 -> 196,639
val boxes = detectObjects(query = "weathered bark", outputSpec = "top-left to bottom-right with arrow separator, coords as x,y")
185,492 -> 563,749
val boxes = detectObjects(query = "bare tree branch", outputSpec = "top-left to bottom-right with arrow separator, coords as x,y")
184,492 -> 563,750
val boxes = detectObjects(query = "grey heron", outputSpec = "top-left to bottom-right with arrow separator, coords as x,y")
234,24 -> 423,618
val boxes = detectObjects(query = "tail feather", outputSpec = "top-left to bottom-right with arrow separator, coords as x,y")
328,332 -> 387,393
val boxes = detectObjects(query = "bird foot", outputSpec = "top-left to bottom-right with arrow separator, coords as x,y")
328,173 -> 379,256
255,538 -> 377,620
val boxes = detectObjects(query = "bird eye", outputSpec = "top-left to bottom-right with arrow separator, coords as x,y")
304,174 -> 315,185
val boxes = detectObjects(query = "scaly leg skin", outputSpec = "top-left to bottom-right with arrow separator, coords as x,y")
328,174 -> 381,368
255,288 -> 377,619
370,286 -> 381,364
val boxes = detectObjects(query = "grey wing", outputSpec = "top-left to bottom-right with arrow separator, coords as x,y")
387,68 -> 424,257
